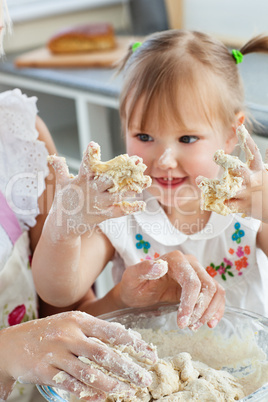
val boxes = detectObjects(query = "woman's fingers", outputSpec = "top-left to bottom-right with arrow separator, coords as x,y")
52,353 -> 137,397
58,312 -> 157,387
3,312 -> 155,401
79,314 -> 157,364
74,338 -> 153,388
50,369 -> 106,401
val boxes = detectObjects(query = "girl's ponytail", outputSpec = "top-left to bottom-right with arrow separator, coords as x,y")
239,34 -> 268,56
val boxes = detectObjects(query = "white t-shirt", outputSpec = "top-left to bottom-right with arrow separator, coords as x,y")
100,191 -> 268,317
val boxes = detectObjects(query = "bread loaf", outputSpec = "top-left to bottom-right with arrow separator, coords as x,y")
47,23 -> 116,54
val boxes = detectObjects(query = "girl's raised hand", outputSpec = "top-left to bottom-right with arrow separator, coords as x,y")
0,311 -> 157,401
116,250 -> 225,331
48,142 -> 146,235
225,130 -> 268,223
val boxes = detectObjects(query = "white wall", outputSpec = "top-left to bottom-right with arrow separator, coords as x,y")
184,0 -> 268,45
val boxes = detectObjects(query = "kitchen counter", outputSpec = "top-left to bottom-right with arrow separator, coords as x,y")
1,52 -> 123,98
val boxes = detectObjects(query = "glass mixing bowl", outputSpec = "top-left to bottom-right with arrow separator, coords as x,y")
37,304 -> 268,401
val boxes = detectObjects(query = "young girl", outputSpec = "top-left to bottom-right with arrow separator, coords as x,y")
32,31 -> 245,332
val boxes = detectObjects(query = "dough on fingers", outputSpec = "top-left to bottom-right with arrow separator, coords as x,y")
197,125 -> 257,216
85,141 -> 152,194
84,142 -> 152,213
70,338 -> 244,401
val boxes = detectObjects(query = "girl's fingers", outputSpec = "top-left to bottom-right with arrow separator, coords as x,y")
161,251 -> 201,328
93,175 -> 115,192
200,284 -> 226,329
243,131 -> 264,171
115,200 -> 146,215
137,259 -> 168,281
159,252 -> 225,330
79,142 -> 99,178
195,175 -> 205,186
230,165 -> 251,185
224,198 -> 247,215
185,260 -> 217,327
122,259 -> 167,283
47,154 -> 70,186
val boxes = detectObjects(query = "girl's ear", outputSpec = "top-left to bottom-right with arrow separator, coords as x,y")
233,111 -> 245,132
225,111 -> 246,153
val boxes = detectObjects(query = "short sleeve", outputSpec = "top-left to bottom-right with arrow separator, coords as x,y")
0,89 -> 49,230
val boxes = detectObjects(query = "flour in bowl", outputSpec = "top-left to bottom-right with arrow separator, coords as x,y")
67,324 -> 268,401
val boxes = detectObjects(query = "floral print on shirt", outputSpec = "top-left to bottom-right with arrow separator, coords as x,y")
136,234 -> 151,254
135,234 -> 160,261
232,222 -> 245,243
206,222 -> 250,281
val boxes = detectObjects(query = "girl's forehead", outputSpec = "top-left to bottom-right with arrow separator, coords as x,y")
126,88 -> 217,133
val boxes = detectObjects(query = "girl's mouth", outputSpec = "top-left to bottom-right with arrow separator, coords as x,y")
154,177 -> 186,187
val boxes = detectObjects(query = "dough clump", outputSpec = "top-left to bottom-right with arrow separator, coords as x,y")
69,338 -> 245,402
85,141 -> 152,194
103,352 -> 244,401
48,142 -> 152,214
197,124 -> 253,216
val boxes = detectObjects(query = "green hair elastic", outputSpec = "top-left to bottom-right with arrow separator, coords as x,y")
132,41 -> 142,52
232,49 -> 243,64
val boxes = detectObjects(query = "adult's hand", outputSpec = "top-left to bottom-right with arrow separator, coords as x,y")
0,311 -> 157,401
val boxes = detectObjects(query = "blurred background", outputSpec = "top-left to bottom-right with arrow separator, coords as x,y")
3,0 -> 268,161
5,0 -> 268,52
2,0 -> 268,296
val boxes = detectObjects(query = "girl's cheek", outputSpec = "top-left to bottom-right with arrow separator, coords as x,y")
126,141 -> 147,159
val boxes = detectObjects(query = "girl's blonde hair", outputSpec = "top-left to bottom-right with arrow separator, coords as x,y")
118,30 -> 268,132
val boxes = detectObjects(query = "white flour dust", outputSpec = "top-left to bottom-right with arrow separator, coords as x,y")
67,326 -> 268,401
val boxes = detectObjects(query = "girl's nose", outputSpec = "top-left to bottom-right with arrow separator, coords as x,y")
156,148 -> 178,169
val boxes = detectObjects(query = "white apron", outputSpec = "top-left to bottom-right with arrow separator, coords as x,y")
0,190 -> 39,401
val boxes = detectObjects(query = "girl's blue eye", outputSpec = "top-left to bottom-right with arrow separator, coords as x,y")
179,135 -> 198,144
137,133 -> 153,142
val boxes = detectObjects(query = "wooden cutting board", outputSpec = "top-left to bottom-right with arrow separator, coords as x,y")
15,36 -> 138,69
